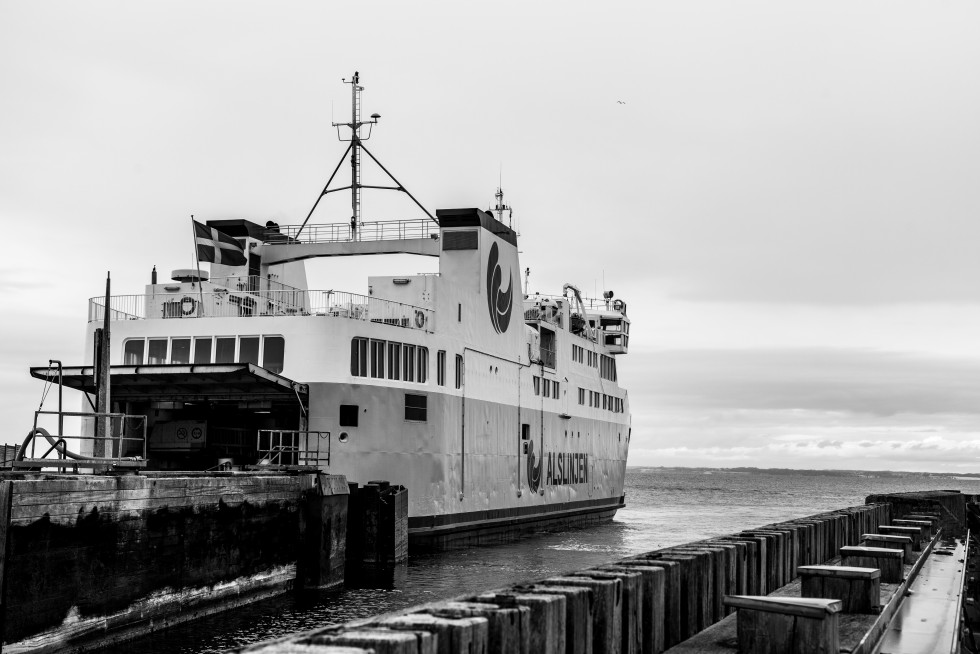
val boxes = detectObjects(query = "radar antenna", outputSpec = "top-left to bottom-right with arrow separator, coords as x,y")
296,72 -> 437,239
492,186 -> 513,228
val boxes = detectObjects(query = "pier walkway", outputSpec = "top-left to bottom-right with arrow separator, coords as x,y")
233,491 -> 972,654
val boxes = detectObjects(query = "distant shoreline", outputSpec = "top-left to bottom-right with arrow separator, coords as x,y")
626,465 -> 980,479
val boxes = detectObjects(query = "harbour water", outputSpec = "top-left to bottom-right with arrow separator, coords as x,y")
99,468 -> 980,653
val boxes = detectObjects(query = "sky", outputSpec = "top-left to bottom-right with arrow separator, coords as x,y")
1,0 -> 978,472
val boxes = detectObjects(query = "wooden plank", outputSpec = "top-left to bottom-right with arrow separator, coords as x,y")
724,595 -> 841,619
0,480 -> 11,645
798,565 -> 879,579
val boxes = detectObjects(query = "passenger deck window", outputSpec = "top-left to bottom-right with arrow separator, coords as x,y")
239,337 -> 260,365
171,338 -> 191,365
194,337 -> 212,364
147,339 -> 168,364
215,337 -> 236,364
123,340 -> 145,365
262,336 -> 284,373
350,337 -> 368,377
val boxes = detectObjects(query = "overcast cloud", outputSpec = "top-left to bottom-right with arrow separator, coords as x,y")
1,0 -> 978,472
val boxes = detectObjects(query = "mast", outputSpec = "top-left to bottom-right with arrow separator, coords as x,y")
340,72 -> 370,238
295,72 -> 438,239
492,187 -> 513,228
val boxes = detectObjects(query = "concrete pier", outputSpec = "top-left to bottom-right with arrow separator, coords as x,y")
0,471 -> 349,653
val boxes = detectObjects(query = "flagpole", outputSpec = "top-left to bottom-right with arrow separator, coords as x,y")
191,216 -> 204,316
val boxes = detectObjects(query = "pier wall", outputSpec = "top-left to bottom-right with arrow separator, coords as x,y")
239,502 -> 894,654
0,471 -> 348,652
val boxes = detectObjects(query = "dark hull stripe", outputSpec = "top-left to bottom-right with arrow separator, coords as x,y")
408,495 -> 625,535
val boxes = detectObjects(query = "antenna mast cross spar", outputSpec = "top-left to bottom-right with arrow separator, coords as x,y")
296,71 -> 437,239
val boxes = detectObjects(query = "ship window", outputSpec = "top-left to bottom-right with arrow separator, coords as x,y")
350,337 -> 368,377
418,347 -> 428,384
171,338 -> 191,365
123,339 -> 145,365
370,340 -> 385,378
553,381 -> 560,399
403,344 -> 416,382
216,337 -> 236,364
521,424 -> 530,440
387,341 -> 401,380
455,354 -> 463,389
263,336 -> 284,373
437,350 -> 446,386
339,404 -> 359,427
405,393 -> 427,422
533,376 -> 540,396
543,379 -> 551,397
578,388 -> 585,405
239,337 -> 260,365
147,339 -> 168,364
194,337 -> 212,364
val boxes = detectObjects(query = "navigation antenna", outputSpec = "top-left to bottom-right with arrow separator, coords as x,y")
492,186 -> 513,228
296,71 -> 438,239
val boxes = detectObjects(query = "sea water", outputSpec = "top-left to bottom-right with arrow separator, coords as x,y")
100,468 -> 980,653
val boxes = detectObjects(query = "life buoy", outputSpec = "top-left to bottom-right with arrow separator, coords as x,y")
180,296 -> 197,316
612,299 -> 625,312
414,310 -> 425,328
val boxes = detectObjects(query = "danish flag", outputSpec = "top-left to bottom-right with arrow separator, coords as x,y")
193,220 -> 247,266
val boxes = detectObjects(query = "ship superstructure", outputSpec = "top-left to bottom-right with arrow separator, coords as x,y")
32,74 -> 632,546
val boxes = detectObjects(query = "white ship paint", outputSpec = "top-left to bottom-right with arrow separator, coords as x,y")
58,73 -> 633,547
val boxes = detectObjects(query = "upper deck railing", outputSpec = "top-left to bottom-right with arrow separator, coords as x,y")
88,289 -> 433,331
264,219 -> 437,245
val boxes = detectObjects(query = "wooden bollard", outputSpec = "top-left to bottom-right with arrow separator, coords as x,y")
623,557 -> 681,648
861,533 -> 913,563
713,537 -> 757,596
904,515 -> 939,535
798,565 -> 881,614
600,565 -> 665,654
543,576 -> 621,654
702,540 -> 744,609
469,590 -> 565,654
724,595 -> 841,654
427,601 -> 530,654
670,545 -> 725,626
650,553 -> 701,639
523,585 -> 592,654
742,532 -> 780,591
302,627 -> 437,653
893,519 -> 932,541
379,613 -> 489,654
877,525 -> 922,550
584,569 -> 643,654
839,546 -> 905,583
730,535 -> 767,594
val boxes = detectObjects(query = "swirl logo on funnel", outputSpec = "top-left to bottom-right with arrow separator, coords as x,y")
486,242 -> 514,333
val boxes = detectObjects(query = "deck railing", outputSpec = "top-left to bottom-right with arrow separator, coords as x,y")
88,290 -> 433,331
265,219 -> 437,245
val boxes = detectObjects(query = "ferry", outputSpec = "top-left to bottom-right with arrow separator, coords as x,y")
29,73 -> 632,548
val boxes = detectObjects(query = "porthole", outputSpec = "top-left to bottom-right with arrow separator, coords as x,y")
338,432 -> 350,444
